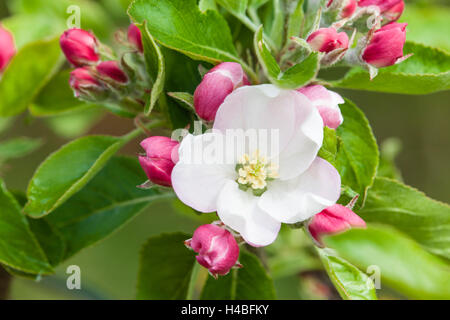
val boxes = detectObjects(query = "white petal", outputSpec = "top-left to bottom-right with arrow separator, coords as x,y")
213,85 -> 297,159
172,134 -> 235,213
259,157 -> 341,223
277,92 -> 324,180
217,180 -> 281,247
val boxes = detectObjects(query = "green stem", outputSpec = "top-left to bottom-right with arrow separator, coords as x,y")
186,262 -> 202,300
121,119 -> 165,143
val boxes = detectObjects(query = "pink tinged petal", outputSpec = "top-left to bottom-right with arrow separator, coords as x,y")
217,180 -> 281,247
307,28 -> 349,53
171,134 -> 235,213
276,91 -> 324,180
307,204 -> 366,246
127,24 -> 143,53
259,157 -> 341,224
362,22 -> 407,68
298,85 -> 344,129
96,61 -> 128,83
194,62 -> 249,121
59,28 -> 99,67
0,25 -> 16,72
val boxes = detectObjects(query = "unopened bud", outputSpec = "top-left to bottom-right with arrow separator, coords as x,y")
194,62 -> 250,122
69,67 -> 105,100
60,28 -> 100,67
297,85 -> 344,129
0,25 -> 15,73
127,24 -> 143,53
96,61 -> 128,84
307,28 -> 349,53
138,136 -> 180,187
185,224 -> 240,278
307,204 -> 366,247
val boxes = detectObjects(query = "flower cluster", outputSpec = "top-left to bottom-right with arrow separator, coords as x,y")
60,25 -> 149,109
138,60 -> 367,276
304,0 -> 409,76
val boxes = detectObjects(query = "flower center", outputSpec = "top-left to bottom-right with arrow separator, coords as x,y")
235,150 -> 279,196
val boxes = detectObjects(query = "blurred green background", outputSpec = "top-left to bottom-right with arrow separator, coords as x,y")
0,0 -> 449,299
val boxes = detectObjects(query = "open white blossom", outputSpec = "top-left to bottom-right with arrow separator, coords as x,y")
172,85 -> 341,246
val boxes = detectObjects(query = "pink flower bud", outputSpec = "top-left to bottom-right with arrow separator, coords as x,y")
138,136 -> 180,187
128,24 -> 143,53
69,67 -> 103,98
297,85 -> 344,129
60,28 -> 100,67
382,1 -> 404,22
96,61 -> 128,83
362,22 -> 407,68
307,204 -> 366,246
185,224 -> 240,277
0,25 -> 16,73
194,62 -> 250,122
358,0 -> 405,21
341,0 -> 357,18
307,28 -> 349,53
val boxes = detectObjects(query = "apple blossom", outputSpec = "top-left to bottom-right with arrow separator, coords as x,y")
307,28 -> 349,53
96,61 -> 128,83
139,136 -> 180,187
128,24 -> 143,53
306,204 -> 366,246
193,62 -> 250,122
357,0 -> 403,14
297,85 -> 344,129
0,25 -> 15,73
185,224 -> 240,278
172,85 -> 341,247
362,22 -> 407,68
60,28 -> 100,67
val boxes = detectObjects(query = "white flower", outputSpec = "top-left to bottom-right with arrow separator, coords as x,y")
172,85 -> 341,246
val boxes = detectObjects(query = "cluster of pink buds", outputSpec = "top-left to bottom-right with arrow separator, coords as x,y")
0,25 -> 16,74
60,25 -> 147,105
185,224 -> 241,278
305,0 -> 409,76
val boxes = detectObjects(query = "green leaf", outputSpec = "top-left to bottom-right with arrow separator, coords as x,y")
23,125 -> 151,218
324,225 -> 450,300
0,179 -> 53,275
318,127 -> 338,166
286,0 -> 305,41
0,37 -> 63,117
138,22 -> 166,116
332,42 -> 450,95
43,157 -> 172,261
30,70 -> 97,117
254,26 -> 319,89
137,232 -> 196,299
200,250 -> 276,299
0,137 -> 42,163
318,249 -> 377,300
335,99 -> 379,206
359,177 -> 450,260
167,92 -> 195,113
128,0 -> 255,80
269,0 -> 285,49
